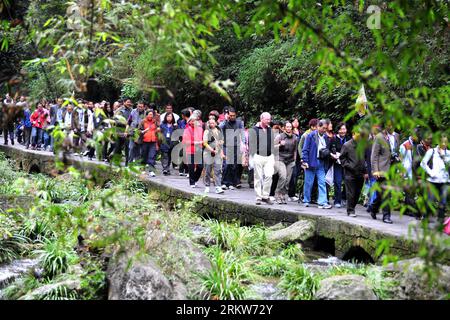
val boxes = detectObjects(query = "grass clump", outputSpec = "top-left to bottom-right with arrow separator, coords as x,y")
279,265 -> 320,300
200,246 -> 249,300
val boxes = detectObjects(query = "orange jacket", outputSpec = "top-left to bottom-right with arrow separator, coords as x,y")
142,118 -> 158,143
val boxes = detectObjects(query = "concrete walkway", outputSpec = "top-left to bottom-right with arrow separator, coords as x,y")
0,142 -> 423,239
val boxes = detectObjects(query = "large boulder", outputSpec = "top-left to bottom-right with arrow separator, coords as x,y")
267,220 -> 315,243
315,275 -> 378,300
107,252 -> 184,300
107,225 -> 211,300
383,258 -> 450,300
143,226 -> 211,298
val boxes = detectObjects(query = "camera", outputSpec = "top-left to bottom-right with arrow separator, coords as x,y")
391,152 -> 400,163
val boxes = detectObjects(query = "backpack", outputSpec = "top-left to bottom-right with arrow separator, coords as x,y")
427,149 -> 435,170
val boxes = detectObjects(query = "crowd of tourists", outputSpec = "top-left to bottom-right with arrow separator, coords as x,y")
1,95 -> 448,226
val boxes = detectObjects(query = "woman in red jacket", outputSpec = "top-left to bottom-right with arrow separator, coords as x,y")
139,111 -> 159,177
183,115 -> 204,187
30,103 -> 48,150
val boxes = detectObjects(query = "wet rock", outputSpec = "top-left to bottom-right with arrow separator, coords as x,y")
0,259 -> 39,290
267,220 -> 315,243
383,258 -> 450,300
315,275 -> 378,300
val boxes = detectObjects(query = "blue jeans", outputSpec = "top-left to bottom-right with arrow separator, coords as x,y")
333,163 -> 345,204
31,127 -> 43,147
42,130 -> 51,149
142,142 -> 157,171
303,160 -> 328,206
430,183 -> 447,221
366,177 -> 378,207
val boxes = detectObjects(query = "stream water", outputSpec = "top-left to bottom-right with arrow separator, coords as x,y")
0,259 -> 39,299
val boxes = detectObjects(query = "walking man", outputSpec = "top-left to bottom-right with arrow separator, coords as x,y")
250,112 -> 275,205
301,119 -> 332,209
371,125 -> 395,224
339,128 -> 368,217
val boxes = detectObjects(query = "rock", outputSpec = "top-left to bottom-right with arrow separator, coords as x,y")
191,225 -> 216,246
0,259 -> 39,290
107,252 -> 182,300
268,222 -> 287,231
107,227 -> 211,300
143,227 -> 211,298
383,258 -> 450,300
247,282 -> 287,300
0,195 -> 34,214
267,220 -> 315,243
19,279 -> 81,300
315,275 -> 378,300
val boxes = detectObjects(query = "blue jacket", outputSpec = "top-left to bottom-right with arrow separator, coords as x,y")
23,109 -> 32,128
302,130 -> 330,169
160,122 -> 177,152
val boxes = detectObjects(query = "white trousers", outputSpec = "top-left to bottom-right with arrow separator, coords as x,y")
253,154 -> 275,200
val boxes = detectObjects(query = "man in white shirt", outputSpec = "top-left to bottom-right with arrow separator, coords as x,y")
160,104 -> 180,123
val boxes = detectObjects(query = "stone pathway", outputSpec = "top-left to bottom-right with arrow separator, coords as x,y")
1,143 -> 423,239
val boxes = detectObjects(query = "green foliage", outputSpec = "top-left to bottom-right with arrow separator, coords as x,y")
35,239 -> 78,279
206,220 -> 272,256
2,273 -> 40,300
79,265 -> 107,300
20,218 -> 55,243
120,82 -> 140,101
39,285 -> 79,300
281,243 -> 306,262
0,233 -> 30,264
253,256 -> 293,278
279,265 -> 320,300
200,246 -> 248,300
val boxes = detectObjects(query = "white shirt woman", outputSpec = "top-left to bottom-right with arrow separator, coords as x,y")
420,145 -> 450,184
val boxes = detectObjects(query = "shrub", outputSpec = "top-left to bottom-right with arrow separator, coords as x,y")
35,240 -> 78,279
0,234 -> 30,264
279,265 -> 320,300
206,220 -> 272,256
253,256 -> 293,277
20,218 -> 54,243
200,246 -> 248,300
281,243 -> 306,262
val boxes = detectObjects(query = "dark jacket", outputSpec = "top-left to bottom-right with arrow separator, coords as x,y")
330,135 -> 349,154
340,139 -> 367,178
302,130 -> 330,169
275,132 -> 297,164
219,119 -> 244,153
160,122 -> 177,152
250,125 -> 274,157
49,104 -> 60,126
